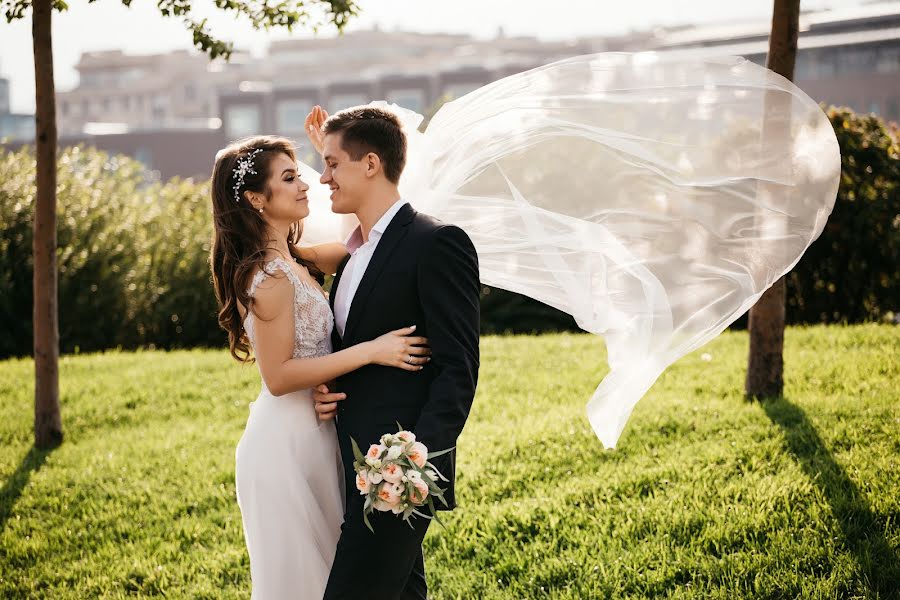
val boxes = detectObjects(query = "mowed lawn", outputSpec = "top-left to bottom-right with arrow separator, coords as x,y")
1,325 -> 898,599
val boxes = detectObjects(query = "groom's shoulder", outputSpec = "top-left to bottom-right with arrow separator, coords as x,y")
410,210 -> 471,242
409,211 -> 476,264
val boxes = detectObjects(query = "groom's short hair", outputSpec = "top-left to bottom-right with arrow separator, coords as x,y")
323,106 -> 407,184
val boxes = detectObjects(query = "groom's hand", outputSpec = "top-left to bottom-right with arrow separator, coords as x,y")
313,384 -> 345,421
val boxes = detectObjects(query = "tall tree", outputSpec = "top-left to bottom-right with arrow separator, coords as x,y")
745,0 -> 801,399
4,0 -> 359,449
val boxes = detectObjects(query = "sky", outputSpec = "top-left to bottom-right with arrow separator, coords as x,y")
0,0 -> 866,113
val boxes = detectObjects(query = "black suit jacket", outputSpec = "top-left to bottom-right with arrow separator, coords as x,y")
330,203 -> 480,511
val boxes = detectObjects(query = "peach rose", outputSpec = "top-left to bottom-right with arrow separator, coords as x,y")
355,471 -> 370,494
377,482 -> 401,506
373,498 -> 393,512
408,442 -> 428,468
410,479 -> 429,505
382,462 -> 403,484
396,430 -> 416,444
366,444 -> 386,460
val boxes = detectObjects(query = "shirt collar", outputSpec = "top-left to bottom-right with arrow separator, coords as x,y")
344,199 -> 407,255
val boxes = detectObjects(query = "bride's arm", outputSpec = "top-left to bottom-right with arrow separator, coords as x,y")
251,273 -> 430,396
296,243 -> 349,277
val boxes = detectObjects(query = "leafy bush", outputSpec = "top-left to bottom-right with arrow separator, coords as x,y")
786,107 -> 898,324
0,146 -> 218,358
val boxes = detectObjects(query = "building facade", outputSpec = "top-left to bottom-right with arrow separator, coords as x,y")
0,75 -> 35,141
2,2 -> 897,179
55,49 -> 258,137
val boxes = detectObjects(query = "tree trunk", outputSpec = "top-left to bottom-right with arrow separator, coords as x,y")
33,0 -> 63,448
745,0 -> 800,400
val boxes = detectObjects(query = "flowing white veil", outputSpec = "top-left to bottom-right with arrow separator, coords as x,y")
301,52 -> 841,449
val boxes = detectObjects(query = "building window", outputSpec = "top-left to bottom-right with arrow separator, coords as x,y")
329,93 -> 367,110
276,99 -> 313,136
876,47 -> 899,74
386,88 -> 426,113
225,104 -> 261,138
886,99 -> 899,121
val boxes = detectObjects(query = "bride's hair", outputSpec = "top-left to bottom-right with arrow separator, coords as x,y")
209,135 -> 323,363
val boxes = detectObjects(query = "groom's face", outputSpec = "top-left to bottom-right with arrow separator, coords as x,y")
320,132 -> 369,215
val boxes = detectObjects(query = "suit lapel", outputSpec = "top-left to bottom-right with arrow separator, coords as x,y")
343,203 -> 415,343
330,253 -> 352,348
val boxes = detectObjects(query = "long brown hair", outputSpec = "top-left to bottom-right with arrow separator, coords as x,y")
209,135 -> 323,363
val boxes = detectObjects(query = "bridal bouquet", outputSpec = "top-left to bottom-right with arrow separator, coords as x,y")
351,427 -> 452,532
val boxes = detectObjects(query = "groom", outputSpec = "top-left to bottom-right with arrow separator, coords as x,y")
311,106 -> 481,599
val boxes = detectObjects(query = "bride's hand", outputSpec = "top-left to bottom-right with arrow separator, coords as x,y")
304,105 -> 329,155
365,326 -> 431,371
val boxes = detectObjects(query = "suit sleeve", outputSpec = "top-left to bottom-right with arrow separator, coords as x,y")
414,225 -> 481,454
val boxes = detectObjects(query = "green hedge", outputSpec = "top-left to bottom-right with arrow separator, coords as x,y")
0,146 -> 219,358
785,107 -> 898,324
0,107 -> 896,357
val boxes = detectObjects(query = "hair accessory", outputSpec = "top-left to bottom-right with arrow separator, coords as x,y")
232,148 -> 263,203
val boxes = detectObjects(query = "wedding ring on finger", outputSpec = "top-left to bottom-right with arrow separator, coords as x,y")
406,355 -> 414,364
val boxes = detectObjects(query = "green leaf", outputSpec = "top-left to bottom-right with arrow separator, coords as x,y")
427,446 -> 455,460
363,508 -> 374,534
350,436 -> 366,465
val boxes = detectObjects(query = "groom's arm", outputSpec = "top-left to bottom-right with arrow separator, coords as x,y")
414,225 -> 480,454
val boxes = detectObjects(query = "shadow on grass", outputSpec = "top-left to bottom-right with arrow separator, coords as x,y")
761,397 -> 899,598
0,446 -> 53,533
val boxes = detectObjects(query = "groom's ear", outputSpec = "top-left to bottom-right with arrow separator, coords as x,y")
364,152 -> 382,179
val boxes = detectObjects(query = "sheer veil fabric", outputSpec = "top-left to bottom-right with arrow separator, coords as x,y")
300,52 -> 841,449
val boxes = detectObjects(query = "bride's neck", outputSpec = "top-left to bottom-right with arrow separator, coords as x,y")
262,223 -> 293,260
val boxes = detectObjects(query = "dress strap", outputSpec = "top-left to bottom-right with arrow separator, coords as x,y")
247,257 -> 304,297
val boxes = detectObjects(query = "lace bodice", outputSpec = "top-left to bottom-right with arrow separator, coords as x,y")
244,257 -> 333,360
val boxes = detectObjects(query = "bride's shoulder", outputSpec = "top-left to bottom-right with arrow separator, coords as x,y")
248,269 -> 295,321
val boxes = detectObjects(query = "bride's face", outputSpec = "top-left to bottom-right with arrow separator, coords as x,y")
320,132 -> 369,214
258,153 -> 310,223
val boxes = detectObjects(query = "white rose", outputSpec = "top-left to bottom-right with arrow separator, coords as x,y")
368,471 -> 383,484
386,445 -> 403,460
381,433 -> 395,445
365,458 -> 383,470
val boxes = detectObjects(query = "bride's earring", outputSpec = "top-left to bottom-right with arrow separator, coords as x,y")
258,207 -> 264,213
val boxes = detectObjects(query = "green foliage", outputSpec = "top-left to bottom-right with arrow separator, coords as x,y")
0,145 -> 219,358
2,0 -> 358,60
0,325 -> 897,597
786,107 -> 899,324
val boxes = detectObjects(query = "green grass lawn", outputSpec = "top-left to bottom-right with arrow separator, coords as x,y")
1,325 -> 898,599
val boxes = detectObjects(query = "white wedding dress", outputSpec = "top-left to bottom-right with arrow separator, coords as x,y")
235,257 -> 344,599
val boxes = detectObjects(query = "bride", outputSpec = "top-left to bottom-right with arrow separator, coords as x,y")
208,135 -> 431,598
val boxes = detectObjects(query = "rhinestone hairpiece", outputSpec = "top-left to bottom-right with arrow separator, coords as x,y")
232,148 -> 263,203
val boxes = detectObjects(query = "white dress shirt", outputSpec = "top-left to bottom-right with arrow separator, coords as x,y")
334,199 -> 408,337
